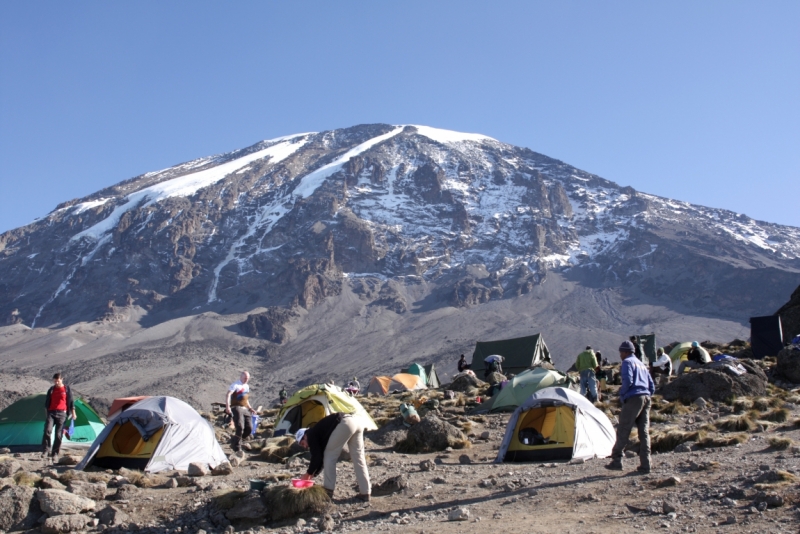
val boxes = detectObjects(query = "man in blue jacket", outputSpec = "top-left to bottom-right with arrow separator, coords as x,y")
606,340 -> 655,473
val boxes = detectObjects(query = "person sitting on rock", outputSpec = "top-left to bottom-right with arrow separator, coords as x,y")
678,342 -> 708,375
296,413 -> 371,502
651,347 -> 672,387
457,354 -> 470,373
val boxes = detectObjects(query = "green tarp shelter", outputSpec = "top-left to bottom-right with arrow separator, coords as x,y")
423,364 -> 441,388
476,367 -> 570,413
631,334 -> 658,363
0,394 -> 105,448
471,333 -> 551,376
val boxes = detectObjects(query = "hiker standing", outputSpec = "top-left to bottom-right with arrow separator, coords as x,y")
678,341 -> 708,375
225,371 -> 256,452
606,340 -> 655,474
43,373 -> 76,462
296,413 -> 371,501
575,346 -> 599,402
651,347 -> 672,387
279,386 -> 288,405
457,354 -> 470,372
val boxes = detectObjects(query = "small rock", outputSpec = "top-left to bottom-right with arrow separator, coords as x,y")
188,462 -> 209,476
624,450 -> 636,458
502,482 -> 516,492
674,443 -> 692,453
0,459 -> 22,478
480,431 -> 490,440
448,507 -> 470,521
756,501 -> 768,512
162,478 -> 178,489
97,505 -> 130,526
662,501 -> 677,514
527,488 -> 539,497
176,476 -> 193,487
432,476 -> 447,484
57,455 -> 80,466
693,397 -> 708,409
725,515 -> 737,525
67,480 -> 106,501
419,460 -> 436,472
721,497 -> 737,507
113,484 -> 140,501
296,518 -> 307,528
39,478 -> 67,490
318,514 -> 335,532
211,462 -> 233,476
458,454 -> 472,465
657,476 -> 681,487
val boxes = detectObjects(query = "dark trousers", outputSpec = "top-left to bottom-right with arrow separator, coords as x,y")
230,406 -> 252,452
43,410 -> 67,456
611,395 -> 651,468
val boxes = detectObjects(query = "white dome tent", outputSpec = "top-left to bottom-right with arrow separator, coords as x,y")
495,387 -> 615,463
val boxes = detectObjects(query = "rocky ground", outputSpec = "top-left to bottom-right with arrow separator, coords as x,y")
2,352 -> 800,534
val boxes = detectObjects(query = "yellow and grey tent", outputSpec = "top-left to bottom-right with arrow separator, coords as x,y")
273,384 -> 377,437
496,387 -> 615,462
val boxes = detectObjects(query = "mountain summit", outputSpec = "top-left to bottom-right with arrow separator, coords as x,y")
1,124 -> 799,382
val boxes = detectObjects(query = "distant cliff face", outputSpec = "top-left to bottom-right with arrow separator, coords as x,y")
1,124 -> 799,334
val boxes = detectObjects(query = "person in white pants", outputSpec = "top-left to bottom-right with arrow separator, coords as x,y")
296,413 -> 371,501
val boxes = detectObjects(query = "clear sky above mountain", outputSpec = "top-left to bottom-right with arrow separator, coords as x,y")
1,1 -> 798,232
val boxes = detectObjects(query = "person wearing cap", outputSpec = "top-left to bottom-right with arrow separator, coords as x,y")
606,340 -> 655,473
43,372 -> 77,462
296,412 -> 371,501
678,341 -> 709,375
651,347 -> 672,387
575,346 -> 599,402
225,371 -> 256,452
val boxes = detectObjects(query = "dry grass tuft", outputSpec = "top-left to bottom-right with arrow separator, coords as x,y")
650,412 -> 669,423
752,397 -> 782,411
732,398 -> 753,413
260,445 -> 295,463
472,415 -> 487,423
785,395 -> 800,405
754,470 -> 797,490
212,489 -> 248,510
57,469 -> 84,485
659,402 -> 689,415
13,472 -> 41,487
761,408 -> 790,423
695,433 -> 748,448
461,421 -> 473,434
374,417 -> 394,428
263,484 -> 331,521
650,430 -> 702,453
715,415 -> 756,432
768,437 -> 794,450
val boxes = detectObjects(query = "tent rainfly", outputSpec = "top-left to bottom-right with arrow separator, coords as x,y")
366,374 -> 427,396
405,363 -> 428,387
107,396 -> 150,420
749,316 -> 784,359
471,333 -> 551,376
76,396 -> 226,473
0,394 -> 105,448
423,363 -> 441,388
273,384 -> 377,437
476,367 -> 570,413
496,387 -> 615,462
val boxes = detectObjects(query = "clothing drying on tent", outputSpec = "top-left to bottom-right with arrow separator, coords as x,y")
107,396 -> 150,420
476,367 -> 570,413
76,396 -> 226,473
365,374 -> 427,396
471,333 -> 551,376
273,384 -> 377,437
0,394 -> 104,448
495,387 -> 615,462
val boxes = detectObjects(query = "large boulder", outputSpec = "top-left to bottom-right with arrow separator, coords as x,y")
67,480 -> 107,501
661,368 -> 766,403
397,414 -> 468,453
97,505 -> 130,526
41,513 -> 93,534
0,485 -> 41,531
225,492 -> 269,521
449,373 -> 486,394
37,489 -> 96,516
776,348 -> 800,384
371,474 -> 408,496
365,417 -> 408,447
0,459 -> 22,478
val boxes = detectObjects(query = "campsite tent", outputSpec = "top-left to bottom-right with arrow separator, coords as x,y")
366,374 -> 427,396
477,367 -> 570,413
0,394 -> 105,448
750,315 -> 784,359
669,342 -> 711,371
631,334 -> 658,363
273,384 -> 378,437
423,364 -> 441,388
496,387 -> 615,462
107,396 -> 150,420
76,396 -> 226,473
471,333 -> 551,376
406,363 -> 428,386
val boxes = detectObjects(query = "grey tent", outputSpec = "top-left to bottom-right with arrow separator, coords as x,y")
750,316 -> 784,359
472,333 -> 551,376
423,364 -> 441,388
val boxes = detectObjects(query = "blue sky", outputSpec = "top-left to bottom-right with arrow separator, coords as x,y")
1,1 -> 798,232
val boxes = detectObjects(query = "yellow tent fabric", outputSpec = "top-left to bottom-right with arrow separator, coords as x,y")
506,406 -> 575,457
96,422 -> 165,460
669,343 -> 710,365
274,384 -> 377,436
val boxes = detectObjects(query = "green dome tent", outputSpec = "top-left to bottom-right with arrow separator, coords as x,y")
477,367 -> 570,413
0,394 -> 105,448
406,363 -> 428,387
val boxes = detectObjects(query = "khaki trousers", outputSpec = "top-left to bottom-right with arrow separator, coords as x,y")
322,415 -> 371,495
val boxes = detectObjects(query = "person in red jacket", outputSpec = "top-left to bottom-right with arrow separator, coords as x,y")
43,373 -> 76,461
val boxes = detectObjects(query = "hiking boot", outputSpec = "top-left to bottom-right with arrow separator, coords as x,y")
604,459 -> 623,471
356,494 -> 370,502
636,465 -> 651,474
323,488 -> 334,499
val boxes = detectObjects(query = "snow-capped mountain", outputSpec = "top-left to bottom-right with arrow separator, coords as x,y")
2,123 -> 799,333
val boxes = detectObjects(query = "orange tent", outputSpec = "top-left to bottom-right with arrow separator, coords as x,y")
366,374 -> 426,395
108,396 -> 150,420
